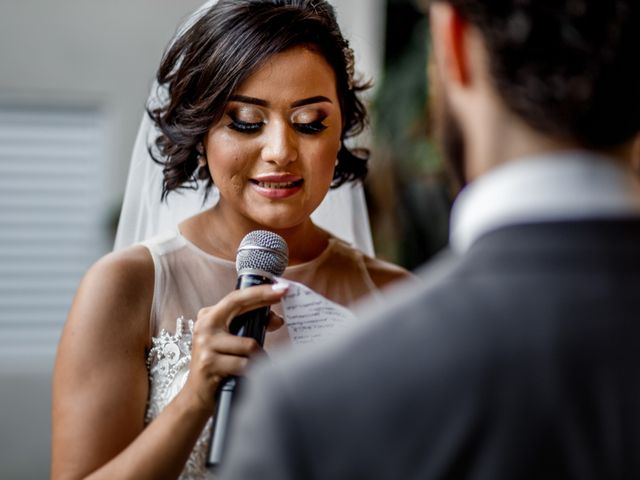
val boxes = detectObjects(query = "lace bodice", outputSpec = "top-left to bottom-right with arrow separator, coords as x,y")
146,317 -> 216,479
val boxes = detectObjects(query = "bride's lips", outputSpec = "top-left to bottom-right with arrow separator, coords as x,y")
250,174 -> 304,199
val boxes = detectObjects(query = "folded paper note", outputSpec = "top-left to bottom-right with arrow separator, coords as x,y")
278,280 -> 357,346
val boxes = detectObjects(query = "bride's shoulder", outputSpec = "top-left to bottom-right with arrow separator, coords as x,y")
80,245 -> 154,306
62,244 -> 154,348
330,238 -> 415,289
362,254 -> 415,290
96,244 -> 153,277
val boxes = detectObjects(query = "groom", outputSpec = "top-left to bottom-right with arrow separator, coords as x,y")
221,0 -> 640,478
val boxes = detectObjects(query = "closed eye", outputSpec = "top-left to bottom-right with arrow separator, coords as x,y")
228,119 -> 264,133
294,121 -> 328,134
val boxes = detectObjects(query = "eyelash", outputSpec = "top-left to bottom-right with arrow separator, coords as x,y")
228,119 -> 263,133
294,121 -> 328,134
227,118 -> 328,135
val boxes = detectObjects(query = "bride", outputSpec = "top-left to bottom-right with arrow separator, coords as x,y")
51,1 -> 410,479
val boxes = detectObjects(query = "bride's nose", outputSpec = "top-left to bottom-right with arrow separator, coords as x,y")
261,121 -> 298,166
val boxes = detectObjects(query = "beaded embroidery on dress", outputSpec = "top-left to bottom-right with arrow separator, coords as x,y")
146,316 -> 215,480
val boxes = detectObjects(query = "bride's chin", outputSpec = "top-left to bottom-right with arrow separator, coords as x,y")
251,212 -> 313,232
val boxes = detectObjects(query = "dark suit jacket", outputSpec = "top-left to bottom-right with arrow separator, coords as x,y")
221,219 -> 640,480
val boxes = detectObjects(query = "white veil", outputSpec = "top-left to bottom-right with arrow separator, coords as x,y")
114,0 -> 374,255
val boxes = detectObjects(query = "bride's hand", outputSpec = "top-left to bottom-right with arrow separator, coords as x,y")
183,284 -> 288,413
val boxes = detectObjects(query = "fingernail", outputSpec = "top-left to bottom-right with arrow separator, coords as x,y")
272,282 -> 289,292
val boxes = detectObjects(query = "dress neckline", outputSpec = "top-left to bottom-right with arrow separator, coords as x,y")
176,229 -> 342,273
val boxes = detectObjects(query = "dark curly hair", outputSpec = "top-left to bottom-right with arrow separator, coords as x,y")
149,0 -> 371,200
431,0 -> 639,149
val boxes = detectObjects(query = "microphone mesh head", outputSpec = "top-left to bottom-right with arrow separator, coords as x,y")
236,230 -> 289,277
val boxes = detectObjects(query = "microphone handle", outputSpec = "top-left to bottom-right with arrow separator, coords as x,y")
206,274 -> 273,469
207,377 -> 236,467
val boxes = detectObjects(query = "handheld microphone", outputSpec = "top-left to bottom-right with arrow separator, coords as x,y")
206,230 -> 288,469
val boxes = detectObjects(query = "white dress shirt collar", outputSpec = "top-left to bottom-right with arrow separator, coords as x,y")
449,150 -> 640,253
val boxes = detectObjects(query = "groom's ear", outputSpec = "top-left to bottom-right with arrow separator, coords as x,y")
429,2 -> 471,89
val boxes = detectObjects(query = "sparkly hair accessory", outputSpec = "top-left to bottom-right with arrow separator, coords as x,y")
343,41 -> 356,90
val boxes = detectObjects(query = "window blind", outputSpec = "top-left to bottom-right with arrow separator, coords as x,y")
0,104 -> 109,361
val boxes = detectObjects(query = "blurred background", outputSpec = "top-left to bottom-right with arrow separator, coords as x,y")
0,0 -> 448,477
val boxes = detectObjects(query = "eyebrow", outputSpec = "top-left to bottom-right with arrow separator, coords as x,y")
229,95 -> 333,108
291,96 -> 333,108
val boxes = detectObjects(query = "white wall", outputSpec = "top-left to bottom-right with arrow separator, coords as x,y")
334,0 -> 386,90
0,1 -> 384,477
0,0 -> 206,209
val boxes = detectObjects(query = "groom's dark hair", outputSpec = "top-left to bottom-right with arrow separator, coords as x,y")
431,0 -> 639,149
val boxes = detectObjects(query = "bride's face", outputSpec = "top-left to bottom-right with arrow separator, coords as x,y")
204,45 -> 343,231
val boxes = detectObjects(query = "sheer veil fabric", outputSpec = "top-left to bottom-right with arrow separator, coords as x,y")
114,0 -> 374,255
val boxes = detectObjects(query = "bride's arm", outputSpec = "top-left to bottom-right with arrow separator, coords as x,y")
51,246 -> 287,480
